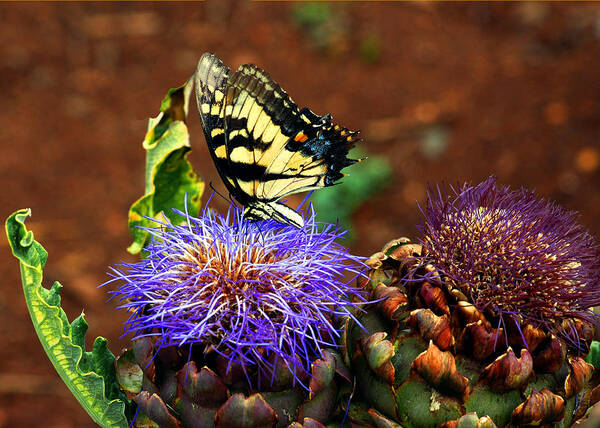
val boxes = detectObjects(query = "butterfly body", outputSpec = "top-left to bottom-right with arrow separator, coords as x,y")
195,53 -> 360,228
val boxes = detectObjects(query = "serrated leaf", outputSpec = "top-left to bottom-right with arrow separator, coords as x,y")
6,209 -> 130,428
128,78 -> 204,254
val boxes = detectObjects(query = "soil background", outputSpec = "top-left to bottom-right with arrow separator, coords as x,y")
1,3 -> 600,427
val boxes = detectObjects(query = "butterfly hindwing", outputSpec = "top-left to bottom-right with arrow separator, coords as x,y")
195,53 -> 361,227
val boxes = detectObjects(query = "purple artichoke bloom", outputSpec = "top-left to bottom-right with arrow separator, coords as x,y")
420,177 -> 600,346
108,204 -> 367,382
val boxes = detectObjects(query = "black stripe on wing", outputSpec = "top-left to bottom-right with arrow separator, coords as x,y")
195,53 -> 229,148
194,53 -> 238,196
224,64 -> 305,151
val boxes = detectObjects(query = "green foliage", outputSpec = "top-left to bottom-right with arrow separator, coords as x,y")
6,209 -> 131,428
291,2 -> 332,27
290,2 -> 350,58
586,341 -> 600,369
310,149 -> 391,239
359,34 -> 382,64
128,78 -> 204,254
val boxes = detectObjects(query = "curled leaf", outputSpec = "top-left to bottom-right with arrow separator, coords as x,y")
6,209 -> 130,427
128,79 -> 204,254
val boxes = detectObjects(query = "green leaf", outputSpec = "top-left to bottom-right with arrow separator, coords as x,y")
6,209 -> 131,428
311,148 -> 391,239
128,78 -> 204,254
586,341 -> 600,369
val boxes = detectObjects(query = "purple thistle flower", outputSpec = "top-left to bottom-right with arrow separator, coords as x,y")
420,177 -> 600,346
108,204 -> 367,382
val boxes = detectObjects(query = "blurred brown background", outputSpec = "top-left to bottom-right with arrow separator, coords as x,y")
1,2 -> 600,427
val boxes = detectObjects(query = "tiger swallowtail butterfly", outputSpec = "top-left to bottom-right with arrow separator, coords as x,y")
194,53 -> 361,228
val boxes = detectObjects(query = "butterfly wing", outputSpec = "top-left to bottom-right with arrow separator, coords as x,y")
195,53 -> 361,227
194,53 -> 239,198
222,62 -> 361,203
221,63 -> 307,205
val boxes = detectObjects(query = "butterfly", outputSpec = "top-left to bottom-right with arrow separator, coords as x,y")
194,53 -> 361,228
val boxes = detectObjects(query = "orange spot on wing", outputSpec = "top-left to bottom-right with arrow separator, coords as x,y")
294,132 -> 308,142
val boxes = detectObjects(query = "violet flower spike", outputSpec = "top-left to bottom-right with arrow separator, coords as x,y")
107,203 -> 368,382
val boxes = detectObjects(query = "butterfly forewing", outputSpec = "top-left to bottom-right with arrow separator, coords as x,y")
195,54 -> 238,195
